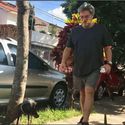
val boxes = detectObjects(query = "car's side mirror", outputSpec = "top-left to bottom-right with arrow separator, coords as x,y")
11,53 -> 16,66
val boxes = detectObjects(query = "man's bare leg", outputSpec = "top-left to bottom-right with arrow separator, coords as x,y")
80,87 -> 85,114
82,86 -> 95,122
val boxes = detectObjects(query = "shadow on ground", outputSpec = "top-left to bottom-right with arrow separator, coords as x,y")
0,100 -> 49,124
0,96 -> 125,124
94,95 -> 125,115
90,121 -> 121,125
73,95 -> 125,125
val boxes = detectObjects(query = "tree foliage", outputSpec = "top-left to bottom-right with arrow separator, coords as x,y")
51,1 -> 125,93
51,14 -> 80,67
61,1 -> 125,65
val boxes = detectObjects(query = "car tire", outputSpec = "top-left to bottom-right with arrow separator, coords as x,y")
95,84 -> 106,100
49,84 -> 67,109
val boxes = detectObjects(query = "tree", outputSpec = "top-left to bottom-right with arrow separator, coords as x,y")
6,1 -> 30,124
51,1 -> 125,106
61,1 -> 125,65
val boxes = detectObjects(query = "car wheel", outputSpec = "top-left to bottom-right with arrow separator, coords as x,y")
49,84 -> 67,108
95,84 -> 106,100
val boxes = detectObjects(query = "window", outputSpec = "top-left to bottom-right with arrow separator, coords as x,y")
8,44 -> 17,65
8,44 -> 17,55
28,52 -> 48,70
7,44 -> 48,70
0,43 -> 8,65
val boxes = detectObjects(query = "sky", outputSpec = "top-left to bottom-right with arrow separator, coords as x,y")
7,1 -> 67,27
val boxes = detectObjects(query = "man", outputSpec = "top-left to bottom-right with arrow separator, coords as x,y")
60,2 -> 112,125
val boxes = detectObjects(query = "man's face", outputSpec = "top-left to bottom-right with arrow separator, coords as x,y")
79,10 -> 93,26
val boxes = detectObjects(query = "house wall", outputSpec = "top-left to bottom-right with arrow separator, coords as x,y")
0,25 -> 17,40
31,31 -> 58,46
0,8 -> 17,25
34,17 -> 62,36
0,8 -> 7,24
6,12 -> 17,25
35,17 -> 49,32
0,8 -> 62,36
48,24 -> 62,36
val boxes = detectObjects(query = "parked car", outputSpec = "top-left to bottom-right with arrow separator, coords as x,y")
95,63 -> 125,100
0,38 -> 67,108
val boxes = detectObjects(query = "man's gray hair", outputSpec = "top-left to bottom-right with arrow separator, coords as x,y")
78,2 -> 95,16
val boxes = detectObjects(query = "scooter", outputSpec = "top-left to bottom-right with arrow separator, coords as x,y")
95,64 -> 125,100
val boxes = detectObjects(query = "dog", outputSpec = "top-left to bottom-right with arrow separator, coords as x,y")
17,98 -> 39,125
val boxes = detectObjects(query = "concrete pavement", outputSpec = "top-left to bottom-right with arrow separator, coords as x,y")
47,96 -> 125,125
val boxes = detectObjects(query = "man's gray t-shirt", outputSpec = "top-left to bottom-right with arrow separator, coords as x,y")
66,24 -> 113,77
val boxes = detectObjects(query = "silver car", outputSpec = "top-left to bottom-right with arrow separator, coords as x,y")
0,38 -> 67,108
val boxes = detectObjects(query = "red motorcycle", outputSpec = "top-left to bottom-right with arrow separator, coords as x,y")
95,64 -> 125,100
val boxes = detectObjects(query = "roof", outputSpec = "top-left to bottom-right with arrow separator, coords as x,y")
35,17 -> 47,26
34,13 -> 63,29
0,1 -> 17,12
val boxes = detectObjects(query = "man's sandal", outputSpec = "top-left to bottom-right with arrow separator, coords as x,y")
78,116 -> 89,125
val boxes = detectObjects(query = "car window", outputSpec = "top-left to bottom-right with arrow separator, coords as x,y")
7,44 -> 48,70
29,52 -> 48,70
0,43 -> 8,65
8,44 -> 17,55
8,44 -> 17,65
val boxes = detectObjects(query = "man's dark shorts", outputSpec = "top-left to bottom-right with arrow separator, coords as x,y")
73,69 -> 100,91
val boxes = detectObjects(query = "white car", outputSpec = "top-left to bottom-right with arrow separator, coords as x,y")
0,38 -> 67,108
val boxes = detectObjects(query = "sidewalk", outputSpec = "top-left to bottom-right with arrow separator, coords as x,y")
47,96 -> 125,125
47,113 -> 125,125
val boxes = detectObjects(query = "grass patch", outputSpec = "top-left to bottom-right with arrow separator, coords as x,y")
21,108 -> 81,124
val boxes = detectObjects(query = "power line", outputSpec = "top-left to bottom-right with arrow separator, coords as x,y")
35,10 -> 66,27
35,8 -> 65,23
35,7 -> 65,23
36,7 -> 64,21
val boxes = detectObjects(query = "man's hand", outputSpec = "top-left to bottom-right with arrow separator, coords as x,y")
59,62 -> 67,72
59,47 -> 73,72
102,64 -> 111,74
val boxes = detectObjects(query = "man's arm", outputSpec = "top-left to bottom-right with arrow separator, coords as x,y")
60,29 -> 74,72
104,46 -> 112,62
59,47 -> 73,72
62,47 -> 73,64
101,25 -> 113,73
103,46 -> 112,73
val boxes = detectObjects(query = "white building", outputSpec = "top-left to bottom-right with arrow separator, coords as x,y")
0,2 -> 17,25
0,1 -> 60,67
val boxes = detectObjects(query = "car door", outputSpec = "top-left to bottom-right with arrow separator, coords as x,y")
7,43 -> 52,99
27,52 -> 52,99
0,42 -> 15,102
